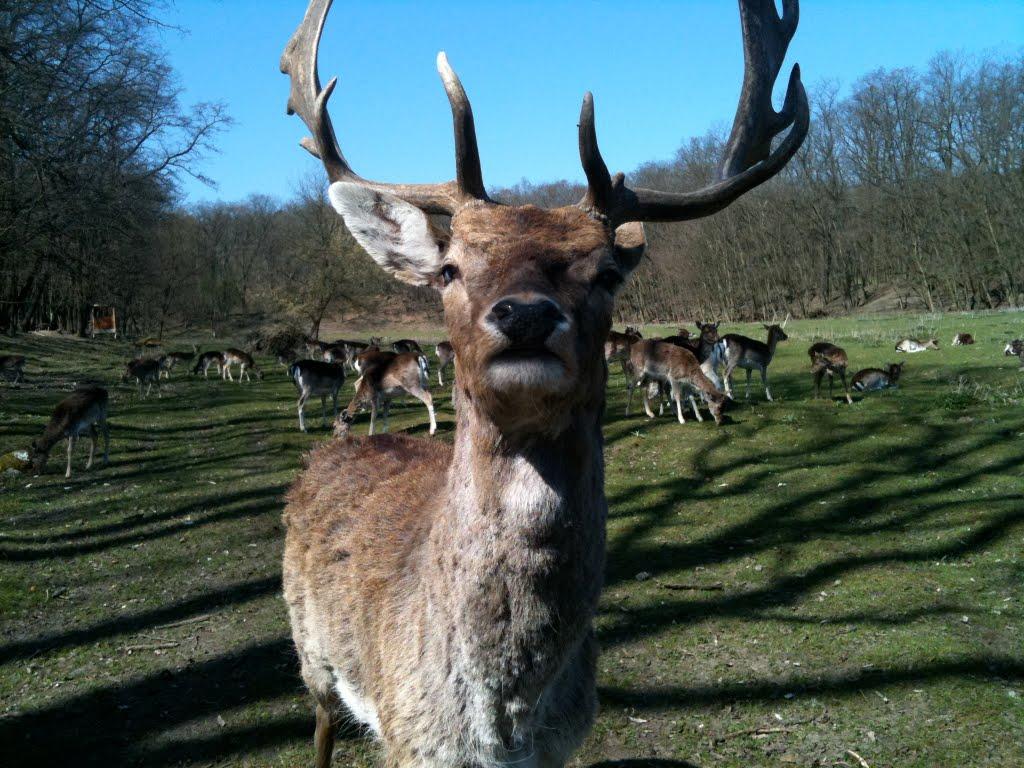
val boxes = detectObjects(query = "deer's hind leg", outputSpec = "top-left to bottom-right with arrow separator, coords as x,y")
86,425 -> 97,470
760,366 -> 772,401
839,368 -> 852,404
406,385 -> 437,435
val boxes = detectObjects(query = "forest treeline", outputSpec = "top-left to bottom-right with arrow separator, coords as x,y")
1,0 -> 1021,335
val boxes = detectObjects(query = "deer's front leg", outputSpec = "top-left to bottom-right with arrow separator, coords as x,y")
760,367 -> 772,401
65,436 -> 75,479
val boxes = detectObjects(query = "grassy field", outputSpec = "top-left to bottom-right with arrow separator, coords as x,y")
1,311 -> 1022,767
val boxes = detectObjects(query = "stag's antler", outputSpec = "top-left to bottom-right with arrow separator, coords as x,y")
280,0 -> 488,214
579,0 -> 808,226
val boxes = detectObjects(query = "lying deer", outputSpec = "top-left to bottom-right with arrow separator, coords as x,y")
336,350 -> 436,436
0,354 -> 25,384
122,357 -> 162,398
290,359 -> 346,432
192,350 -> 225,378
29,387 -> 109,478
852,362 -> 904,392
435,340 -> 455,385
808,342 -> 853,404
895,338 -> 939,353
952,333 -> 975,346
279,0 -> 808,764
628,339 -> 726,424
221,348 -> 263,382
1005,340 -> 1023,368
720,322 -> 789,401
159,345 -> 197,379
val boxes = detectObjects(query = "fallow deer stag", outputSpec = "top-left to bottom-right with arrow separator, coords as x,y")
435,340 -> 455,385
808,341 -> 853,404
279,0 -> 807,764
29,387 -> 110,478
720,321 -> 789,401
336,349 -> 437,436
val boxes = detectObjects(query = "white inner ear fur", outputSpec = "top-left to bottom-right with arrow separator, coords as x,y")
328,182 -> 443,286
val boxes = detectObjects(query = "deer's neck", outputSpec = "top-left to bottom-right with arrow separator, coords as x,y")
426,398 -> 606,723
766,334 -> 781,360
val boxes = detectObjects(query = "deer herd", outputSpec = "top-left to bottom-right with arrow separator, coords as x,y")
4,1 -> 1022,765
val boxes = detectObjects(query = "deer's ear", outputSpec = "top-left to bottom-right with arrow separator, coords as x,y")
612,222 -> 646,276
328,182 -> 444,286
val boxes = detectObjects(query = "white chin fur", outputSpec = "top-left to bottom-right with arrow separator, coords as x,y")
484,357 -> 571,393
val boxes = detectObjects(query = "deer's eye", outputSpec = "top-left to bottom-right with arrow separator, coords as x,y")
595,268 -> 622,293
439,264 -> 459,286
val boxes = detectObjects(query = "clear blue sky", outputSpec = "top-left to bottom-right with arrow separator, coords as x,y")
159,1 -> 1024,205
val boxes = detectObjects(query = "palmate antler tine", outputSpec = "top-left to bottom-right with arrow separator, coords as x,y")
578,0 -> 809,227
281,0 -> 488,214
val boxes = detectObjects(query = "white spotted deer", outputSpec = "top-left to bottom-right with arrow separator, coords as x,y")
221,348 -> 263,383
720,321 -> 789,401
191,350 -> 225,378
335,350 -> 436,436
279,1 -> 808,766
628,339 -> 727,424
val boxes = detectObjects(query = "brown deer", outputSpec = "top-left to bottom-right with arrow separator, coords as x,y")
952,333 -> 975,346
808,342 -> 853,404
336,350 -> 437,436
1004,340 -> 1023,368
29,387 -> 109,478
279,0 -> 807,764
0,354 -> 26,384
435,340 -> 455,385
720,322 -> 789,401
191,350 -> 225,378
626,322 -> 722,414
221,348 -> 263,382
122,357 -> 162,398
628,340 -> 727,424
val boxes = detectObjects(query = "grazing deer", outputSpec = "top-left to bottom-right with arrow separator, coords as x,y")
336,351 -> 437,436
435,340 -> 455,385
192,350 -> 225,378
1004,340 -> 1023,368
0,355 -> 25,384
290,359 -> 347,432
159,346 -> 197,379
624,322 -> 722,415
122,357 -> 162,398
29,387 -> 109,478
720,322 -> 789,401
279,0 -> 808,764
895,338 -> 939,353
852,362 -> 904,392
628,340 -> 726,424
221,348 -> 263,382
952,333 -> 975,346
808,342 -> 852,404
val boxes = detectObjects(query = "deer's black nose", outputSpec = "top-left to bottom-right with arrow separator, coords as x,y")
488,297 -> 565,348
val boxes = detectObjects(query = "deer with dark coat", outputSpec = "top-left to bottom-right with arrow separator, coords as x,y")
0,355 -> 25,384
279,0 -> 808,764
808,341 -> 853,404
29,387 -> 109,478
122,357 -> 162,398
852,362 -> 904,392
290,359 -> 347,432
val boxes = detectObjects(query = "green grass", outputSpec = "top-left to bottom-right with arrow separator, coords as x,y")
1,311 -> 1022,767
